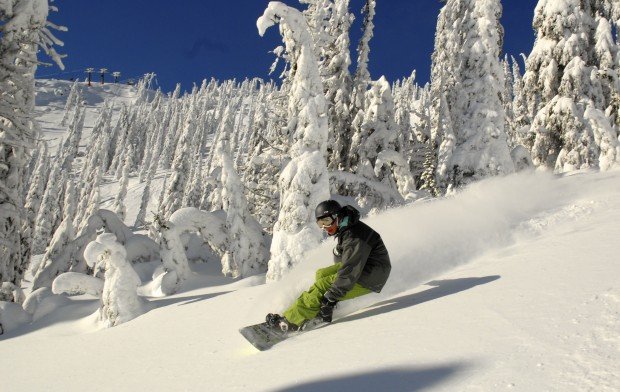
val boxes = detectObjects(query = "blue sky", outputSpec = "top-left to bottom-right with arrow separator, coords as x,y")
38,0 -> 540,93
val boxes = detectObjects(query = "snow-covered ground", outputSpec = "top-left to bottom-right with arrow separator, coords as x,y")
2,167 -> 619,390
1,80 -> 618,391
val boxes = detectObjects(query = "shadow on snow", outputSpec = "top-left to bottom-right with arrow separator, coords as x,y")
338,275 -> 501,324
0,291 -> 232,341
273,364 -> 468,392
152,291 -> 232,308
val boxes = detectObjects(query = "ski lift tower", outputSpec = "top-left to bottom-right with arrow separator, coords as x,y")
86,68 -> 94,86
100,68 -> 108,85
112,71 -> 121,83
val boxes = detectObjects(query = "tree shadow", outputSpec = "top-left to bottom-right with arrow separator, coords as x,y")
338,276 -> 501,324
152,291 -> 231,308
0,298 -> 100,341
273,363 -> 469,392
0,291 -> 231,341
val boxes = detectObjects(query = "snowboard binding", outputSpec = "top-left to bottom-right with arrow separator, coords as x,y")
265,313 -> 299,333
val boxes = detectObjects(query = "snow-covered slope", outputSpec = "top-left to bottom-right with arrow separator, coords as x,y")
2,156 -> 619,391
34,79 -> 139,153
32,79 -> 168,229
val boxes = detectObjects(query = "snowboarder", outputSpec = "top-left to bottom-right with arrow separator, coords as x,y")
266,200 -> 391,333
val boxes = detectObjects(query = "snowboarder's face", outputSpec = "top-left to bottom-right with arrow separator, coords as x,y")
316,215 -> 335,228
317,215 -> 338,236
324,220 -> 338,236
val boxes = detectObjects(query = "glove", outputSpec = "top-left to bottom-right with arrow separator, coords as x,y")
319,295 -> 338,322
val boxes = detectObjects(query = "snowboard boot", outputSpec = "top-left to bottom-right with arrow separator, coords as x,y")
265,313 -> 300,333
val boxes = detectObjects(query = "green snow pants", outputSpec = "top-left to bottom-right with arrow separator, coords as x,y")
282,262 -> 372,326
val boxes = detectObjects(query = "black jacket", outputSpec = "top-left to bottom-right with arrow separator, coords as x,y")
326,205 -> 391,301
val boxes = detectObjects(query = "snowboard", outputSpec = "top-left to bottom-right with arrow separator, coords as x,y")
239,318 -> 327,351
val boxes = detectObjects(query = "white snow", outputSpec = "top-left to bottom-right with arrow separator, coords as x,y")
1,165 -> 619,391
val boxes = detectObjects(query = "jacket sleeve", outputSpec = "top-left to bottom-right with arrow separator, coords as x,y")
325,234 -> 372,301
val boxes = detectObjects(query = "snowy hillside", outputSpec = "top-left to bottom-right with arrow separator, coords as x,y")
1,77 -> 618,392
34,79 -> 140,153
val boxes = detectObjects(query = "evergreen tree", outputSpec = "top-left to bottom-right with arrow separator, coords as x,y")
31,175 -> 76,286
60,79 -> 81,126
84,233 -> 146,327
352,0 -> 375,112
243,83 -> 286,231
160,99 -> 198,219
31,159 -> 62,255
258,3 -> 331,281
353,77 -> 416,200
419,141 -> 440,197
301,0 -> 332,56
58,103 -> 85,170
218,121 -> 267,278
23,143 -> 49,235
112,146 -> 132,222
134,163 -> 154,229
323,0 -> 354,171
403,80 -> 432,187
436,0 -> 514,192
181,127 -> 205,209
511,56 -> 530,147
0,0 -> 64,288
524,0 -> 618,171
502,56 -> 516,147
428,0 -> 465,194
204,106 -> 235,212
77,166 -> 102,237
429,0 -> 465,144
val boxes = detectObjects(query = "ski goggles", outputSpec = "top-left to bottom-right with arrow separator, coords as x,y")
316,215 -> 336,228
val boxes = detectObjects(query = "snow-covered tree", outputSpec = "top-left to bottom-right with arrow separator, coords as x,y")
354,77 -> 416,200
151,216 -> 191,296
84,233 -> 147,327
58,103 -> 85,170
112,146 -> 132,222
23,143 -> 49,233
158,85 -> 183,170
0,0 -> 64,290
160,99 -> 198,219
76,166 -> 102,236
108,105 -> 134,177
429,0 -> 464,143
134,165 -> 154,229
436,0 -> 514,192
30,176 -> 77,289
243,85 -> 286,230
31,158 -> 62,254
428,0 -> 465,194
62,176 -> 76,224
181,126 -> 205,209
204,106 -> 235,212
502,56 -> 516,147
530,57 -> 601,171
258,2 -> 331,281
218,119 -> 268,278
419,141 -> 440,197
511,56 -> 530,147
351,0 -> 375,114
60,79 -> 81,126
31,214 -> 74,290
584,104 -> 619,170
139,95 -> 169,183
523,0 -> 619,171
321,0 -> 354,172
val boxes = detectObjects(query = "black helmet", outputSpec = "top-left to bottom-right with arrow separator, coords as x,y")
315,200 -> 341,220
